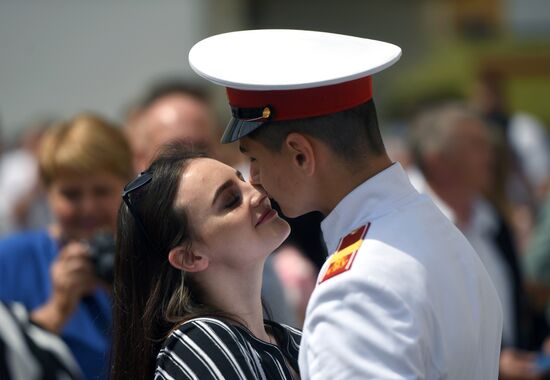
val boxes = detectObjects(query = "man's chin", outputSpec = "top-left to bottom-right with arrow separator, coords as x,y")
279,205 -> 308,219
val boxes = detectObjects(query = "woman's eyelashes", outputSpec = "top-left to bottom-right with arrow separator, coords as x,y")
223,188 -> 242,210
219,173 -> 246,211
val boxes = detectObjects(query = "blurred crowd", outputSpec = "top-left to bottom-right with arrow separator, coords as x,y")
1,71 -> 550,380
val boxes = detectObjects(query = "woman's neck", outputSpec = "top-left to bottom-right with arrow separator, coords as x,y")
198,260 -> 270,341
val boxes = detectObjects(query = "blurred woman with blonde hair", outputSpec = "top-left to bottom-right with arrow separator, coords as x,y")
0,114 -> 133,380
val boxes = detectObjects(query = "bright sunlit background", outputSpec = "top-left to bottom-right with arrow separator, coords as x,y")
1,0 -> 549,142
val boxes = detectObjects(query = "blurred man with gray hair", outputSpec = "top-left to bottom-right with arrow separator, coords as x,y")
410,102 -> 549,380
130,80 -> 220,173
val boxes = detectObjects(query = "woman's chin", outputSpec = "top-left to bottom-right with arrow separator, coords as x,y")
267,222 -> 291,252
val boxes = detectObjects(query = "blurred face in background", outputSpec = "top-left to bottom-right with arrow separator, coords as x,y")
39,114 -> 134,242
445,117 -> 494,194
48,171 -> 126,241
137,94 -> 218,172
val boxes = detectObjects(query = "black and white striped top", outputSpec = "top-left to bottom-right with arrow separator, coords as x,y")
0,301 -> 82,380
155,317 -> 301,380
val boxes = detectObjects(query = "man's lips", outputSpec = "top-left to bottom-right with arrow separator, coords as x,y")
255,208 -> 276,227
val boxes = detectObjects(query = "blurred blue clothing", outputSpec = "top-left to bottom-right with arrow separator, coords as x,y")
0,229 -> 112,380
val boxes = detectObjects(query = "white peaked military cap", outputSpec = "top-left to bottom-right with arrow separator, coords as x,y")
188,29 -> 402,143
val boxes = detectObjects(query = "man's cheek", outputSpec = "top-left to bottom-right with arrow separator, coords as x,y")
252,173 -> 261,185
248,162 -> 260,183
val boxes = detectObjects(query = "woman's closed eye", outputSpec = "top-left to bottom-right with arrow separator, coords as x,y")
212,171 -> 246,211
223,189 -> 242,210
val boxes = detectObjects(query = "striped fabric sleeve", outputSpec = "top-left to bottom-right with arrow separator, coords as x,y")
0,301 -> 82,380
155,319 -> 256,380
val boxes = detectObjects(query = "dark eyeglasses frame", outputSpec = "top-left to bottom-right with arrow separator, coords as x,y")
122,171 -> 155,247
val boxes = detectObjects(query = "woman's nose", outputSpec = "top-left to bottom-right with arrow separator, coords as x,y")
80,194 -> 97,214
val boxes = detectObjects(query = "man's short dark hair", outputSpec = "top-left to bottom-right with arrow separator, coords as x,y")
249,99 -> 385,162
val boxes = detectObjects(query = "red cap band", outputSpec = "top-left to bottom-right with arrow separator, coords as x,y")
226,76 -> 373,122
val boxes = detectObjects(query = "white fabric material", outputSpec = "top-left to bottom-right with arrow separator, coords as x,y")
507,112 -> 550,188
189,30 -> 401,90
0,149 -> 38,235
299,163 -> 503,380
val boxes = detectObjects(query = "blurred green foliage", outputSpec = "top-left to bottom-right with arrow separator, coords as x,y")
387,37 -> 550,127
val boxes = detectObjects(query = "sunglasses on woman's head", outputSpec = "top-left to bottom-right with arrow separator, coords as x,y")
122,171 -> 154,246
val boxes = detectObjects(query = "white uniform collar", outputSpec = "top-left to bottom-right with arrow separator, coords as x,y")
321,162 -> 418,253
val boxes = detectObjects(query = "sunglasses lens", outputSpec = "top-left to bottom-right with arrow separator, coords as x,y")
123,172 -> 152,195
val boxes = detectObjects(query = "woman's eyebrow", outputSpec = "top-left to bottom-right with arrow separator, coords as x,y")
212,180 -> 233,205
212,171 -> 243,205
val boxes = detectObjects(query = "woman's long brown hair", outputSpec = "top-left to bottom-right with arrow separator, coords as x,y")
111,146 -> 236,380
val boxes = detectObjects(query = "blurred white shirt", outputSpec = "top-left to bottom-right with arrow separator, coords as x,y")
0,149 -> 37,235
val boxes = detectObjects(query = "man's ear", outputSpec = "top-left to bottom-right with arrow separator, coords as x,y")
168,246 -> 209,273
284,132 -> 315,176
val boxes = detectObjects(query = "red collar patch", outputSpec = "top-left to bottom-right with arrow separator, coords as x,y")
319,223 -> 371,284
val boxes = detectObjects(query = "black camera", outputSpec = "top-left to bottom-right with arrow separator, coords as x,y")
87,232 -> 116,285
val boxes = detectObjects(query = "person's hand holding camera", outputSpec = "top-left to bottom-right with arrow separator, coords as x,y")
32,241 -> 99,333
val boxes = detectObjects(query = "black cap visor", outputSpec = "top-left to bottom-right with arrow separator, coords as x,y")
221,105 -> 273,143
221,117 -> 265,143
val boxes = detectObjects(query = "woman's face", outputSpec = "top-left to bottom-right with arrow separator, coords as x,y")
177,158 -> 290,268
48,171 -> 126,241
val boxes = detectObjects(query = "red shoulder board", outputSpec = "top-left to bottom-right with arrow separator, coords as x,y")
319,223 -> 371,284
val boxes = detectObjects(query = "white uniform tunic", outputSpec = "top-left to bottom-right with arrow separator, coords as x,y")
298,163 -> 503,380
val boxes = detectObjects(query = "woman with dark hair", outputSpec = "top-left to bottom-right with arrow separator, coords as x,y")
112,146 -> 301,380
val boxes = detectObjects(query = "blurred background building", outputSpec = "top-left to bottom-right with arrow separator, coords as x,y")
1,0 -> 548,143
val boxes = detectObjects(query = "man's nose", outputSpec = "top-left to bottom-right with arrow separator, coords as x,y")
249,163 -> 260,186
249,183 -> 267,208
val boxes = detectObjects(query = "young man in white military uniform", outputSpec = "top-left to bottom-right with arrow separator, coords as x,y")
189,30 -> 503,379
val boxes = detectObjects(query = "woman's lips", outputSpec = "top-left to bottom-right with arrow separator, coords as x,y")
256,209 -> 276,227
